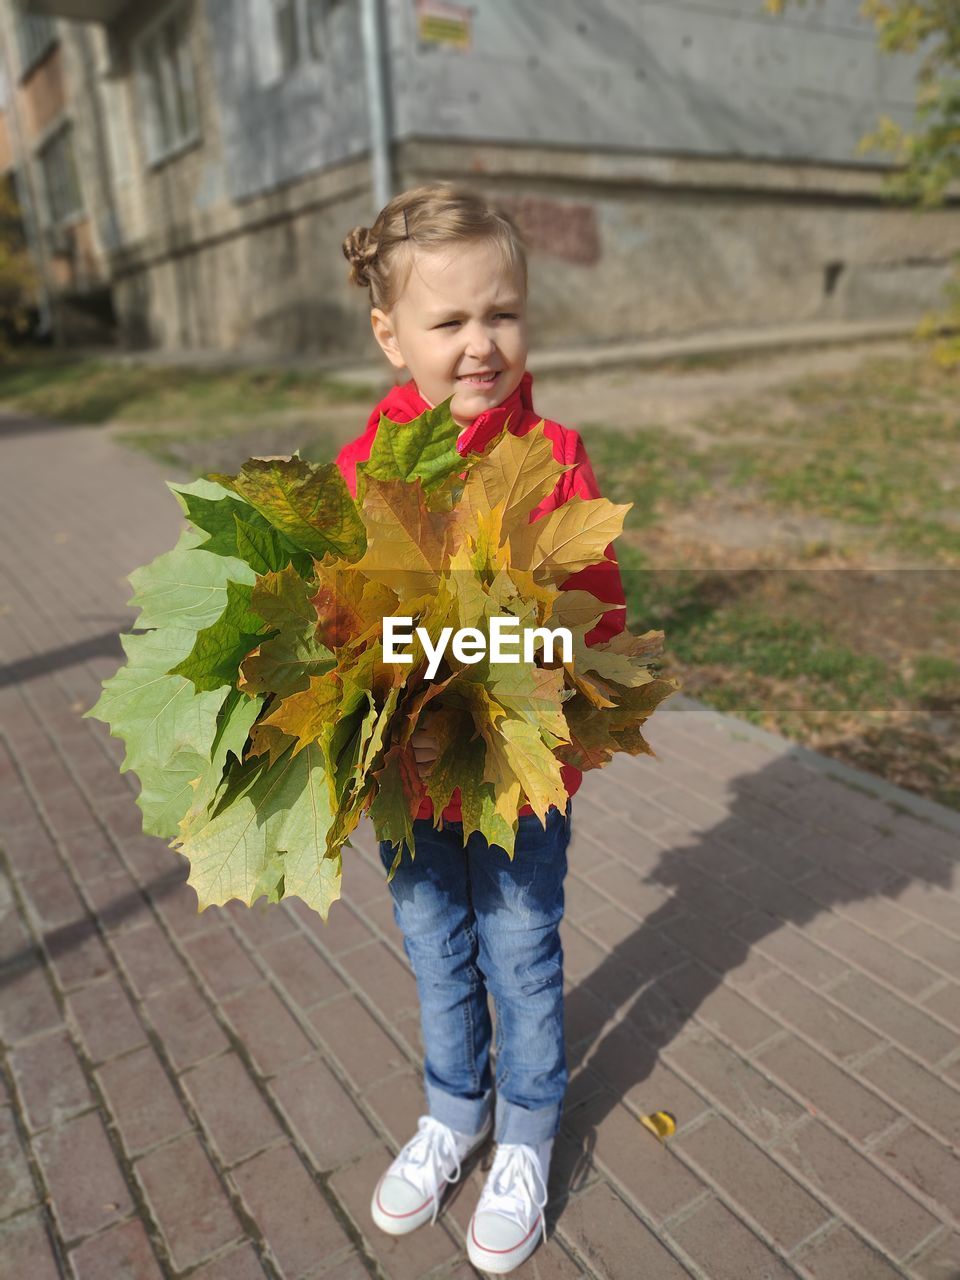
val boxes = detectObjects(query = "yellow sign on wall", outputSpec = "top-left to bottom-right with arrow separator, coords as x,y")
416,0 -> 472,51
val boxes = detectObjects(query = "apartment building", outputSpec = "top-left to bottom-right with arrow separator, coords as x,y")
1,0 -> 958,356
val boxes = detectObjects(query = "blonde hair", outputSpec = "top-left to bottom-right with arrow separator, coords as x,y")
342,183 -> 529,313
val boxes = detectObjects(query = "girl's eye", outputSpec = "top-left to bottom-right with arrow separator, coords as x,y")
436,314 -> 518,329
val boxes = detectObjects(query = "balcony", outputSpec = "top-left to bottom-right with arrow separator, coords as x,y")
15,0 -> 132,21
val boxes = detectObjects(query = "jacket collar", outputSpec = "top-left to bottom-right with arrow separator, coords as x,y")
371,370 -> 535,456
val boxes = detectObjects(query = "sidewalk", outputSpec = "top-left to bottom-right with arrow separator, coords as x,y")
1,413 -> 958,1280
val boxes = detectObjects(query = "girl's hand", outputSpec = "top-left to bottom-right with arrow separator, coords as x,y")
411,728 -> 439,779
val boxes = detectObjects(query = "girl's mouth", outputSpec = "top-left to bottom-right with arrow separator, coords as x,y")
457,372 -> 499,386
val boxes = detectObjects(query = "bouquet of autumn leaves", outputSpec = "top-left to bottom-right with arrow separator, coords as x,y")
89,400 -> 679,920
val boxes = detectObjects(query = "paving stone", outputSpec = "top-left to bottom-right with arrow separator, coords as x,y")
747,925 -> 851,987
67,974 -> 147,1064
664,1026 -> 805,1142
887,882 -> 960,939
560,1086 -> 704,1225
362,1069 -> 430,1153
307,994 -> 411,1090
922,981 -> 960,1032
112,920 -> 187,998
677,1112 -> 831,1248
666,1193 -> 796,1280
896,921 -> 960,978
150,876 -> 209,940
0,1107 -> 37,1219
756,1035 -> 899,1143
191,1242 -> 270,1279
181,1051 -> 282,1167
582,1021 -> 711,1131
874,1124 -> 960,1221
259,932 -> 348,1010
231,1144 -> 353,1275
68,1216 -> 164,1280
659,962 -> 781,1051
227,899 -> 300,949
221,983 -> 314,1076
184,926 -> 263,998
339,940 -> 420,1023
288,896 -> 374,956
557,1178 -> 691,1279
96,1044 -> 192,1157
748,970 -> 880,1062
43,918 -> 114,992
34,1111 -> 133,1242
812,918 -> 942,999
0,962 -> 62,1045
794,1223 -> 905,1279
269,1055 -> 377,1171
859,1046 -> 960,1146
827,970 -> 958,1067
908,1231 -> 960,1279
772,1119 -> 939,1260
560,919 -> 607,981
143,980 -> 229,1071
135,1132 -> 241,1272
9,1029 -> 92,1136
0,1208 -> 61,1280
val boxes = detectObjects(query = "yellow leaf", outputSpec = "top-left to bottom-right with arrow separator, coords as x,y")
508,497 -> 631,585
639,1111 -> 677,1143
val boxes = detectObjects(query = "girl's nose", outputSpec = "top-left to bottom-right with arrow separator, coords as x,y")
463,321 -> 497,356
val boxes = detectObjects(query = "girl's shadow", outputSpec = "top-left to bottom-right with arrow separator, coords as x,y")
543,748 -> 958,1235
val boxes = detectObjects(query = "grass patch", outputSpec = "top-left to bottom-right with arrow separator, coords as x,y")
586,351 -> 959,811
0,354 -> 373,426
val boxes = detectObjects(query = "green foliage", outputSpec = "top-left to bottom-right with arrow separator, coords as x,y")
769,0 -> 960,362
87,402 -> 679,921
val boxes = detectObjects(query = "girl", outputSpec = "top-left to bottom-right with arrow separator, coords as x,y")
336,184 -> 625,1274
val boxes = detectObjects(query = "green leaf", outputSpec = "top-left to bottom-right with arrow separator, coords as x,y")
129,527 -> 256,631
212,458 -> 366,561
175,743 -> 341,919
182,687 -> 264,825
234,513 -> 289,574
170,581 -> 266,693
369,743 -> 423,875
87,627 -> 228,775
359,396 -> 465,497
239,567 -> 335,698
86,626 -> 231,838
172,481 -> 310,574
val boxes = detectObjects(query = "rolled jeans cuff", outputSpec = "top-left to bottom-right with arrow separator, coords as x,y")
426,1079 -> 494,1138
495,1095 -> 563,1146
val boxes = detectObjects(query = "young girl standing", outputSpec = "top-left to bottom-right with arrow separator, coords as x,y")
336,184 -> 626,1274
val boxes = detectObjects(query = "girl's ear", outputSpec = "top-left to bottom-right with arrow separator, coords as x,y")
371,308 -> 407,372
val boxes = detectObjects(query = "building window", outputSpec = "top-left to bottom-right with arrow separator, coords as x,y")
15,12 -> 57,77
274,0 -> 341,72
37,123 -> 82,227
134,6 -> 199,165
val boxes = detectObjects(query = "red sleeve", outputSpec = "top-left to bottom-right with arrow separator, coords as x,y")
556,434 -> 627,647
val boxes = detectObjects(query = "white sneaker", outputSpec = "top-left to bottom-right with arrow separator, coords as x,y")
466,1138 -> 553,1274
371,1113 -> 493,1235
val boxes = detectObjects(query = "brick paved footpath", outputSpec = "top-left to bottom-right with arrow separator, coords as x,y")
0,414 -> 958,1280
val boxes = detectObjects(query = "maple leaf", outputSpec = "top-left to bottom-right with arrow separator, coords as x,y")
212,458 -> 366,561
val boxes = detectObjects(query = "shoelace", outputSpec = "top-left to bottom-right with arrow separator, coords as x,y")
477,1142 -> 549,1247
395,1116 -> 463,1227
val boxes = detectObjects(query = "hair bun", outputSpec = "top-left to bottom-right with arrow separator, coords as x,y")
342,226 -> 378,288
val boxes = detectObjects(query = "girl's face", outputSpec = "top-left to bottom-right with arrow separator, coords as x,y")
370,239 -> 528,430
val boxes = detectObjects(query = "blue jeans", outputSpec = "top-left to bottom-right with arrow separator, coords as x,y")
378,800 -> 572,1146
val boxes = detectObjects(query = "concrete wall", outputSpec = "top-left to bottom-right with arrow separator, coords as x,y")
392,0 -> 917,165
83,0 -> 960,353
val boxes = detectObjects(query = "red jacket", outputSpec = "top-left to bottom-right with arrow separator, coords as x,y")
335,369 -> 627,825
